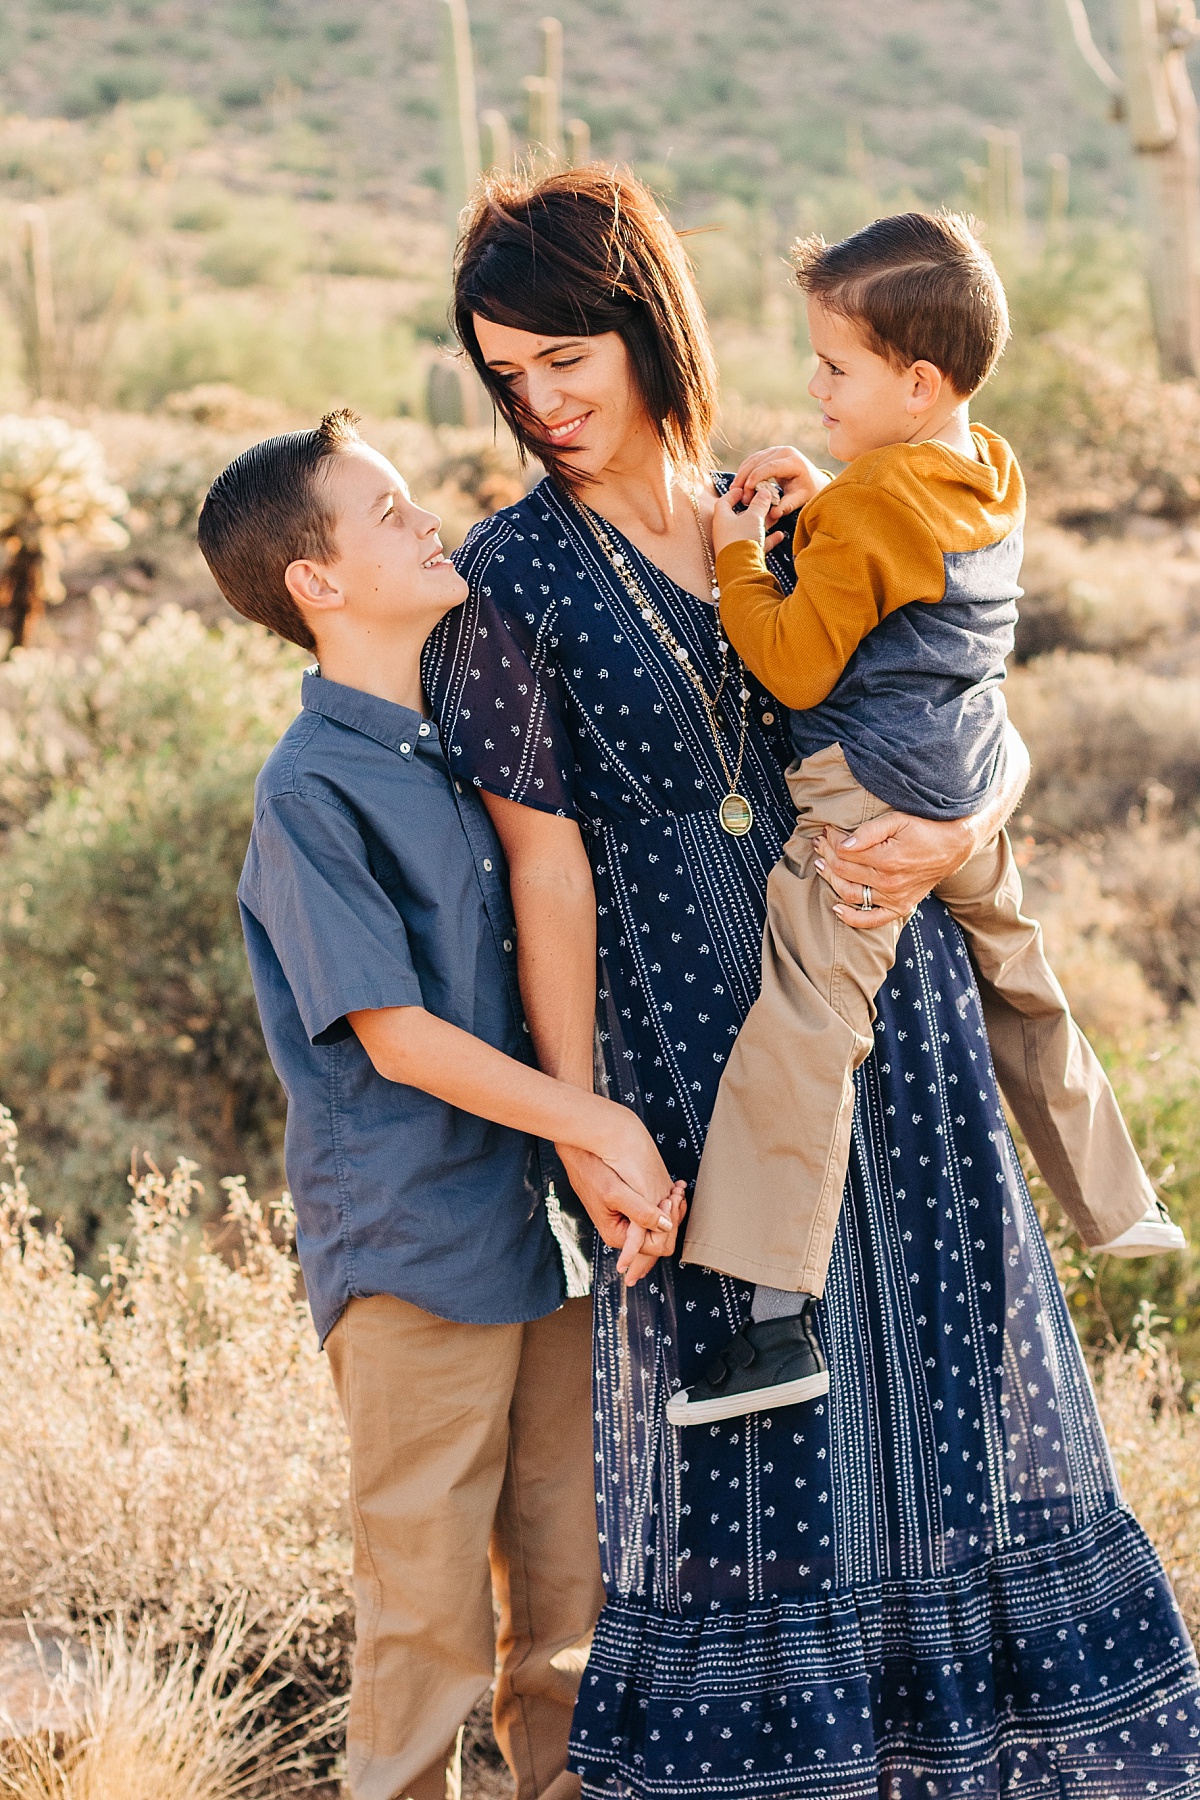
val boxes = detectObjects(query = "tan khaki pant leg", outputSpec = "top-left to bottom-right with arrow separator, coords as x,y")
685,744 -> 906,1296
490,1296 -> 603,1800
326,1294 -> 522,1800
934,831 -> 1152,1245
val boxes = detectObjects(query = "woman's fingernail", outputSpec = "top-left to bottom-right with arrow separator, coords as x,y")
843,836 -> 858,848
814,858 -> 825,870
833,905 -> 845,916
657,1214 -> 672,1229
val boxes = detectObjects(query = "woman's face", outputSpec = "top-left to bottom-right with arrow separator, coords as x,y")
473,319 -> 654,478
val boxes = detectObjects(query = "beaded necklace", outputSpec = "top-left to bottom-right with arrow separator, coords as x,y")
571,487 -> 754,836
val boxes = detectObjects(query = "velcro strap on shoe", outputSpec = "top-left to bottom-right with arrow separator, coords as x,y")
724,1331 -> 756,1371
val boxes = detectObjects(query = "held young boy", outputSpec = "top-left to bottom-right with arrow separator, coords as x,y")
668,212 -> 1182,1428
197,412 -> 684,1800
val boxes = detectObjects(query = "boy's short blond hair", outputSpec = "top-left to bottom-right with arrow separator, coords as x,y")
793,211 -> 1009,398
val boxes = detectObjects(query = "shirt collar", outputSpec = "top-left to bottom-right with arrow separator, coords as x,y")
301,668 -> 438,759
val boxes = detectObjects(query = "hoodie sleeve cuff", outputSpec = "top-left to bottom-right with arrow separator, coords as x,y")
715,538 -> 774,589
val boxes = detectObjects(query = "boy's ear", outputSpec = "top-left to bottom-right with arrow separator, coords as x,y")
906,360 -> 945,419
284,558 -> 345,617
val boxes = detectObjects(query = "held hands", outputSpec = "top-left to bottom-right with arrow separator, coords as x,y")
712,445 -> 831,560
557,1108 -> 688,1286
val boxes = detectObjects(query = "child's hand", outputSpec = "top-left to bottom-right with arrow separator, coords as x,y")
712,483 -> 780,558
730,445 -> 831,522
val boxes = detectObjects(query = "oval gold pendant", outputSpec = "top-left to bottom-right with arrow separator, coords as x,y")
718,793 -> 754,836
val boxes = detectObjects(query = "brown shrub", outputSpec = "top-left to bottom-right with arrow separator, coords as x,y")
1016,523 -> 1200,662
1007,653 -> 1200,837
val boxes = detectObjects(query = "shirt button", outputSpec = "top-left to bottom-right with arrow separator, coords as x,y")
418,722 -> 431,736
762,711 -> 776,726
503,938 -> 513,952
483,858 -> 493,871
400,742 -> 411,755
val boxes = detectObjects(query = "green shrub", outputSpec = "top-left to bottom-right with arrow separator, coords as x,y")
201,218 -> 300,289
0,594 -> 304,1255
110,290 -> 423,416
170,183 -> 232,233
324,231 -> 402,278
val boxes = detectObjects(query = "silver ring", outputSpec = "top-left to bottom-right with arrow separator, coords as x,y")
858,884 -> 873,912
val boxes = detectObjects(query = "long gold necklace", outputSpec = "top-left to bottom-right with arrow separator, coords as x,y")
571,486 -> 755,837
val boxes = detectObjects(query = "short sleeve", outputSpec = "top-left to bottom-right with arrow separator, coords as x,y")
239,792 -> 423,1044
424,512 -> 578,819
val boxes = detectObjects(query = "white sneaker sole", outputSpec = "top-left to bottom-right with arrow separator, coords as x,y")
1094,1220 -> 1187,1258
665,1369 -> 830,1427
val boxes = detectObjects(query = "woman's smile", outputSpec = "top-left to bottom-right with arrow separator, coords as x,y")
543,411 -> 592,445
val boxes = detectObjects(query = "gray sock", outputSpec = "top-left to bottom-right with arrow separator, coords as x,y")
750,1284 -> 811,1323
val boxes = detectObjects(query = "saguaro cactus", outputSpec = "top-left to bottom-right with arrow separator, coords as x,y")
1063,0 -> 1200,378
523,18 -> 565,162
539,17 -> 564,161
987,129 -> 1027,244
438,0 -> 482,246
18,206 -> 56,400
480,109 -> 512,172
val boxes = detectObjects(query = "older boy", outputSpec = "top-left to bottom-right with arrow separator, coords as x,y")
198,413 -> 683,1800
670,212 -> 1181,1427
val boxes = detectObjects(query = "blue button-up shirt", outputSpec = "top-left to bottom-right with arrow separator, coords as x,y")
237,670 -> 568,1342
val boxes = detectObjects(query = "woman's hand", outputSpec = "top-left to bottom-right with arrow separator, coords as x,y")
558,1146 -> 686,1284
812,725 -> 1031,928
813,811 -> 978,929
616,1181 -> 688,1286
730,445 -> 832,522
712,482 -> 782,557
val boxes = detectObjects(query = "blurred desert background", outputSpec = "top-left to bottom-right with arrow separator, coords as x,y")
4,1 -> 1200,1793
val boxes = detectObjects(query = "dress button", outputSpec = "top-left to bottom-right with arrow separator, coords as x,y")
483,858 -> 493,872
762,711 -> 775,726
418,722 -> 431,736
455,780 -> 464,793
400,742 -> 411,754
503,939 -> 513,952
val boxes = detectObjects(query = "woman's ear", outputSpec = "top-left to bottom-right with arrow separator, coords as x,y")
284,558 -> 345,618
906,360 -> 944,419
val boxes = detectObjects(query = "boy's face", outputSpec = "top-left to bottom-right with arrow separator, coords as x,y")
806,298 -> 952,464
314,444 -> 467,625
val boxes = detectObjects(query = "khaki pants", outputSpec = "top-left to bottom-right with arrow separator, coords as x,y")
684,743 -> 1153,1295
325,1292 -> 603,1800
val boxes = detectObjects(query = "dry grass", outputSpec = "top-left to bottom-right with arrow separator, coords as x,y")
0,1107 -> 352,1689
0,1091 -> 1198,1787
0,1606 -> 341,1800
1093,1305 -> 1200,1640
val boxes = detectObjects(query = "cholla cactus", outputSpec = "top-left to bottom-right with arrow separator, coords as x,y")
0,414 -> 129,650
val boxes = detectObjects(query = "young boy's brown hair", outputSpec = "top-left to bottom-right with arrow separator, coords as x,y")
791,210 -> 1009,398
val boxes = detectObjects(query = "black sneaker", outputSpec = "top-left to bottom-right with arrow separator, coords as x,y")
665,1305 -> 829,1427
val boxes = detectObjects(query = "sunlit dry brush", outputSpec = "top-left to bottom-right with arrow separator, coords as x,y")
0,1107 -> 352,1696
0,1604 -> 341,1800
1093,1307 -> 1200,1642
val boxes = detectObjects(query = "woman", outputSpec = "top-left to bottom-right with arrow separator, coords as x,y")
425,169 -> 1200,1799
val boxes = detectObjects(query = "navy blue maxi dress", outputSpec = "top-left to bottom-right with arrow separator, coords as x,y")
425,476 -> 1200,1800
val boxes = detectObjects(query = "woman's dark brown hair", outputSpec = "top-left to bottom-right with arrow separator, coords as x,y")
453,167 -> 718,486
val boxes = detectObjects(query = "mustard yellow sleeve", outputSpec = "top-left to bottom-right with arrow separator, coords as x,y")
716,484 -> 948,711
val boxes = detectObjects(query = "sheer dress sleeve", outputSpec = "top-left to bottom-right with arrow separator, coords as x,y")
423,508 -> 579,819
